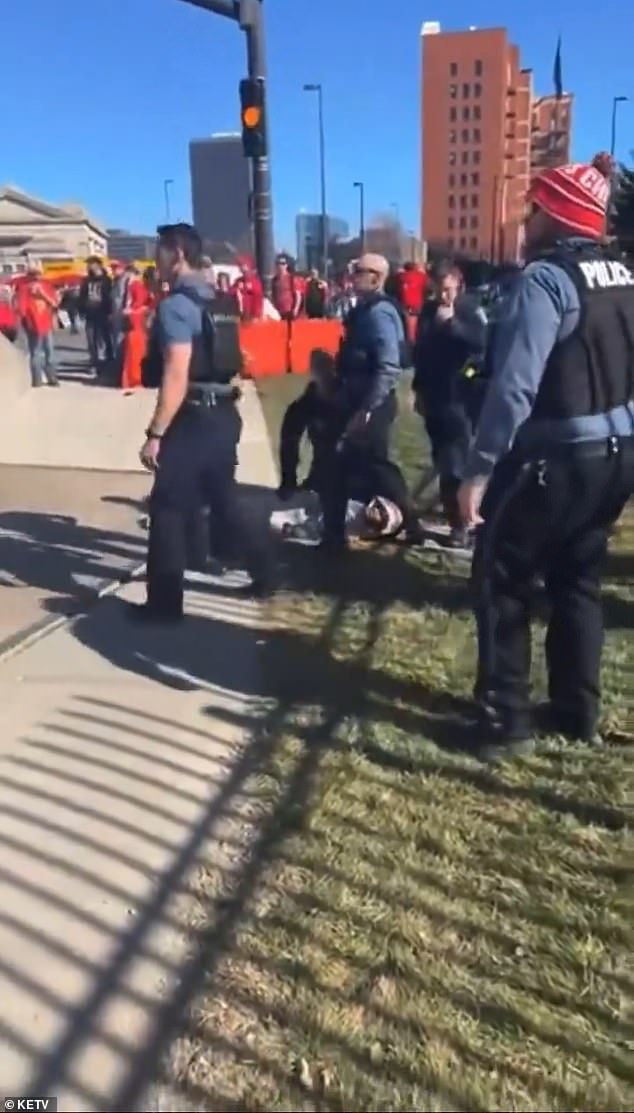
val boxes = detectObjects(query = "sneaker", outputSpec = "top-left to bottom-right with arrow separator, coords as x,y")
471,708 -> 535,763
446,527 -> 472,550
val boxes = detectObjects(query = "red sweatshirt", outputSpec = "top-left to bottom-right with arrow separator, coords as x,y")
397,268 -> 428,314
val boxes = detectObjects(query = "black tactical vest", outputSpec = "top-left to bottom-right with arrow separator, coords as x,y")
142,287 -> 242,390
532,242 -> 634,420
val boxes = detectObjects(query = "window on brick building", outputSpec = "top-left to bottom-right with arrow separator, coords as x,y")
471,194 -> 479,207
462,106 -> 470,121
470,236 -> 478,250
450,62 -> 458,76
450,106 -> 457,122
448,195 -> 455,208
473,105 -> 481,121
449,83 -> 457,98
475,60 -> 483,76
449,151 -> 456,165
473,150 -> 481,165
473,128 -> 481,143
461,128 -> 469,143
471,172 -> 480,185
460,195 -> 467,209
471,215 -> 478,229
461,151 -> 469,165
474,82 -> 482,97
460,236 -> 467,250
448,217 -> 455,230
462,82 -> 470,97
460,172 -> 467,186
449,130 -> 456,144
459,216 -> 467,230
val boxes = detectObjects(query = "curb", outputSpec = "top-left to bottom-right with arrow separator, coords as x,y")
0,561 -> 146,666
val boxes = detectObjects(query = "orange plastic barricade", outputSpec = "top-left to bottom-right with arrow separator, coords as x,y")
239,320 -> 289,378
290,318 -> 343,375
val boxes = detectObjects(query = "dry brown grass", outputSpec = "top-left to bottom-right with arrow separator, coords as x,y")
165,377 -> 633,1112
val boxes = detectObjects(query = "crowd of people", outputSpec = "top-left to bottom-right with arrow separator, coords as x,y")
0,258 -> 165,390
0,251 -> 429,392
132,151 -> 632,766
2,149 -> 632,763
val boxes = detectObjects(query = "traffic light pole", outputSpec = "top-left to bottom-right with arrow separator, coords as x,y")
178,0 -> 275,295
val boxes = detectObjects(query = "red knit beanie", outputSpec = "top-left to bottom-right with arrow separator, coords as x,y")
528,152 -> 614,238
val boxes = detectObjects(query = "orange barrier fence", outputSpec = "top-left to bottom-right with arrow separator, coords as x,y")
239,320 -> 289,378
239,318 -> 344,378
290,319 -> 343,375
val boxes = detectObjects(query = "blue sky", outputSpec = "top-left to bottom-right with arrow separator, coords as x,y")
4,0 -> 633,249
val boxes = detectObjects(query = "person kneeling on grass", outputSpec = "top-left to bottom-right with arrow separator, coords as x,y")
277,349 -> 340,506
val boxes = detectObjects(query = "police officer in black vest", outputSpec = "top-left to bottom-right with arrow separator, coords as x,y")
133,222 -> 273,621
321,252 -> 423,548
458,153 -> 634,761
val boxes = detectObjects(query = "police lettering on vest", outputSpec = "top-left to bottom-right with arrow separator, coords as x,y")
142,287 -> 242,390
578,259 -> 634,290
532,243 -> 634,421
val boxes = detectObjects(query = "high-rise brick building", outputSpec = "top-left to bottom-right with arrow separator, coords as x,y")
530,94 -> 573,176
421,22 -> 536,263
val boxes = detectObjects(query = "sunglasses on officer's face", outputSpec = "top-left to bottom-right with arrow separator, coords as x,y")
354,266 -> 380,277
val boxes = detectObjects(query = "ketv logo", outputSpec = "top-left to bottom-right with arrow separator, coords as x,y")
4,1100 -> 57,1111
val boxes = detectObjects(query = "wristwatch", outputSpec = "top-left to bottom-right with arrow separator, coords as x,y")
145,427 -> 164,439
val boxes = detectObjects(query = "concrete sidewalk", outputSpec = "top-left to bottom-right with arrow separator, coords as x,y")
0,372 -> 280,1110
0,377 -> 275,482
0,579 -> 271,1111
0,379 -> 277,647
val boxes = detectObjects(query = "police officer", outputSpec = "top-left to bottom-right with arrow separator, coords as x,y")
321,252 -> 422,548
458,153 -> 634,761
133,222 -> 273,622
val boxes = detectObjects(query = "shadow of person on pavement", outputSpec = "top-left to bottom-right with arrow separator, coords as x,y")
0,510 -> 146,612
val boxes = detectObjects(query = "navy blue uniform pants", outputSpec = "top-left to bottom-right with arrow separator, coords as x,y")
472,437 -> 634,738
147,403 -> 271,615
321,392 -> 416,541
423,404 -> 472,529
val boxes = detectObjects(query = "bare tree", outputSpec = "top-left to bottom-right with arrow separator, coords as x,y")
365,212 -> 404,264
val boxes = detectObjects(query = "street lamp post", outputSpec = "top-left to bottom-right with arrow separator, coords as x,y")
303,83 -> 328,278
163,178 -> 174,223
610,95 -> 628,157
177,0 -> 275,295
353,181 -> 365,250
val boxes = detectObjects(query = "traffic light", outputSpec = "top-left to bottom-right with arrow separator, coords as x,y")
240,77 -> 267,159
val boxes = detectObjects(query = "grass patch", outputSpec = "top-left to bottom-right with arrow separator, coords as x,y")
175,375 -> 633,1112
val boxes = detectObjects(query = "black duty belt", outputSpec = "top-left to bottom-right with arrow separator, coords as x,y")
185,384 -> 241,408
519,435 -> 634,463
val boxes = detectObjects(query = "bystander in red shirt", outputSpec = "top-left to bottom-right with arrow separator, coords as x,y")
397,263 -> 428,315
16,271 -> 59,335
0,286 -> 17,340
272,256 -> 301,319
232,256 -> 264,320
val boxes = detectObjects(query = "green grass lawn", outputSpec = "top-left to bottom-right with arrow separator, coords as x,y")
178,375 -> 633,1112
